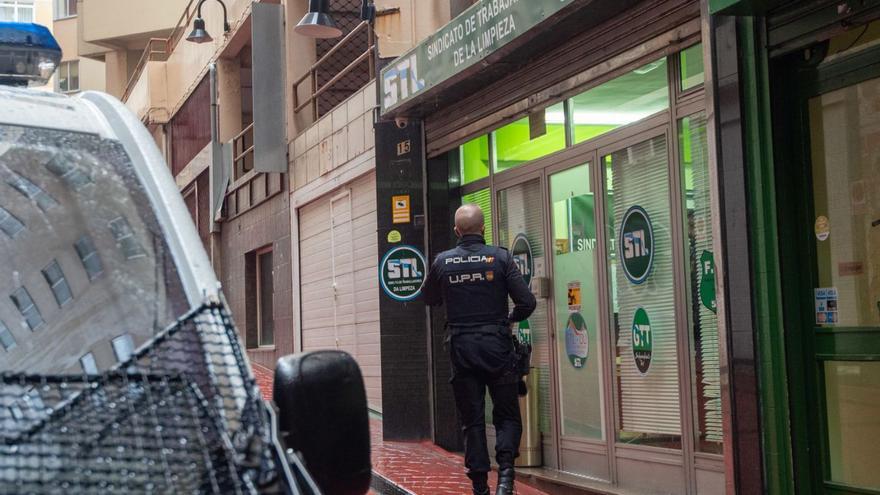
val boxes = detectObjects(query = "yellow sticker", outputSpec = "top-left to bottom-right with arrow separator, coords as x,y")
387,230 -> 402,243
815,215 -> 830,241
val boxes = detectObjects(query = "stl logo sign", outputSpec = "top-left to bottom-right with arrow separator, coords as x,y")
619,206 -> 655,285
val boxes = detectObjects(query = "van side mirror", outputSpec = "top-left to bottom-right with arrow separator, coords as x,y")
274,351 -> 372,495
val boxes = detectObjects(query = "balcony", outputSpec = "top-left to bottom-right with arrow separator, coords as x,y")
79,0 -> 180,49
293,20 -> 376,122
122,38 -> 170,123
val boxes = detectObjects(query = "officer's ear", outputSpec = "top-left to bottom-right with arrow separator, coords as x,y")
454,226 -> 462,238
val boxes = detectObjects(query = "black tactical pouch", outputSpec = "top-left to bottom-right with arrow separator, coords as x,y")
512,336 -> 531,377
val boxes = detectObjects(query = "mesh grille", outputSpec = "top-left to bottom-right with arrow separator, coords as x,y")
315,0 -> 371,117
0,304 -> 291,494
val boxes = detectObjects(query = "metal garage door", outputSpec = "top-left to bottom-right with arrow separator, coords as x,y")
298,172 -> 381,411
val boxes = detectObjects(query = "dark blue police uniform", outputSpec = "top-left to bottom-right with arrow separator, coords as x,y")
422,233 -> 536,487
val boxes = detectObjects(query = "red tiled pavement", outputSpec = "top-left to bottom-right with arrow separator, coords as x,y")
251,364 -> 545,494
371,420 -> 547,495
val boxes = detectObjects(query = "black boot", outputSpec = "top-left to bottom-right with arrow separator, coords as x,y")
470,472 -> 490,495
495,467 -> 515,495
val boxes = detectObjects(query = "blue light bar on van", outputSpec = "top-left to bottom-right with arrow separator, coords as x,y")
0,23 -> 62,87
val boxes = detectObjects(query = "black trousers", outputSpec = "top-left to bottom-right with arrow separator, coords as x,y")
449,328 -> 523,481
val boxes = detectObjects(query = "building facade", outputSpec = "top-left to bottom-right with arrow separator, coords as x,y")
706,2 -> 880,494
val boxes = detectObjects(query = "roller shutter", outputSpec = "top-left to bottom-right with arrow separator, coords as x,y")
298,172 -> 381,411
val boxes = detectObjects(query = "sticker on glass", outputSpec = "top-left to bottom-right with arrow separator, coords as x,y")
620,206 -> 654,285
565,312 -> 589,369
517,319 -> 531,346
567,281 -> 581,313
631,307 -> 652,375
814,287 -> 838,325
387,230 -> 402,243
510,233 -> 533,285
699,250 -> 717,314
815,215 -> 830,241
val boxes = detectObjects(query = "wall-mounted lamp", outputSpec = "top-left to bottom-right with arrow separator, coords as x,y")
295,0 -> 343,39
186,0 -> 231,44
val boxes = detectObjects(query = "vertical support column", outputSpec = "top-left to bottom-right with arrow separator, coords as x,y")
375,119 -> 432,440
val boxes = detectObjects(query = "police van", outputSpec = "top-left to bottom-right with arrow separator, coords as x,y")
0,22 -> 370,494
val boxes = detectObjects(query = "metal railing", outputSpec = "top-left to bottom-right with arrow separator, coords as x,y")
167,0 -> 200,55
121,38 -> 170,102
293,21 -> 376,121
232,122 -> 255,181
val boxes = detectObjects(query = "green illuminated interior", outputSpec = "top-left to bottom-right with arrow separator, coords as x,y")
494,103 -> 566,173
680,43 -> 705,92
461,188 -> 493,242
460,135 -> 490,185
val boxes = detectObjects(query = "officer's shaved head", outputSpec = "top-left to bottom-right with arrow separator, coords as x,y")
454,204 -> 485,237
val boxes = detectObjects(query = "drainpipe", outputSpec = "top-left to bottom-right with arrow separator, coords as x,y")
209,62 -> 223,276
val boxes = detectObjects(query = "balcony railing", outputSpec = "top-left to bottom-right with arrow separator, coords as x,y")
122,38 -> 170,102
293,21 -> 376,121
167,0 -> 200,56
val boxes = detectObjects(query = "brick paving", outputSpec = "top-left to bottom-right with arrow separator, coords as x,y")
251,363 -> 546,494
370,420 -> 548,495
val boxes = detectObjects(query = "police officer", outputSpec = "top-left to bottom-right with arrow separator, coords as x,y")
422,203 -> 536,495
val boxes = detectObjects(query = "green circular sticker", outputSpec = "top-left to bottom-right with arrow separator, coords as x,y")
565,313 -> 589,369
619,206 -> 654,285
510,234 -> 533,285
631,307 -> 652,375
380,246 -> 426,302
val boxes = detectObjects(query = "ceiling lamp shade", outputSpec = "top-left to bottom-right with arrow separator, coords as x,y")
295,0 -> 343,39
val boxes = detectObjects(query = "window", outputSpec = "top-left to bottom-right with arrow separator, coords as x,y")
0,320 -> 16,351
461,189 -> 493,242
45,152 -> 93,191
245,247 -> 274,348
111,334 -> 135,362
0,0 -> 34,22
679,44 -> 705,92
10,287 -> 43,331
570,57 -> 669,145
108,216 -> 147,260
7,173 -> 58,212
459,135 -> 490,185
74,235 -> 104,280
53,0 -> 76,18
494,102 -> 566,173
57,61 -> 80,93
42,260 -> 73,306
680,113 -> 722,454
79,352 -> 98,374
0,207 -> 25,239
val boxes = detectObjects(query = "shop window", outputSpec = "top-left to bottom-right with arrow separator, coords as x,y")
10,287 -> 43,331
57,61 -> 79,93
53,0 -> 75,18
679,113 -> 722,454
0,320 -> 16,351
0,207 -> 25,239
41,260 -> 73,307
0,0 -> 33,22
604,134 -> 682,449
494,102 -> 566,173
79,352 -> 98,374
680,44 -> 705,92
461,189 -> 493,242
459,135 -> 490,185
112,334 -> 134,362
570,58 -> 669,146
74,235 -> 104,280
245,246 -> 274,348
7,173 -> 58,212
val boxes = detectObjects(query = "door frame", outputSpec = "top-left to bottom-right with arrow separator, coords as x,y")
773,37 -> 880,495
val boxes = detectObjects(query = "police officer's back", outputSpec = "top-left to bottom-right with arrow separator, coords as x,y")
422,204 -> 536,495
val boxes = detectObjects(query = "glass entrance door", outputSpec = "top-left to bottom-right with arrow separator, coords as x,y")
496,176 -> 556,465
802,73 -> 880,494
548,162 -> 608,480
